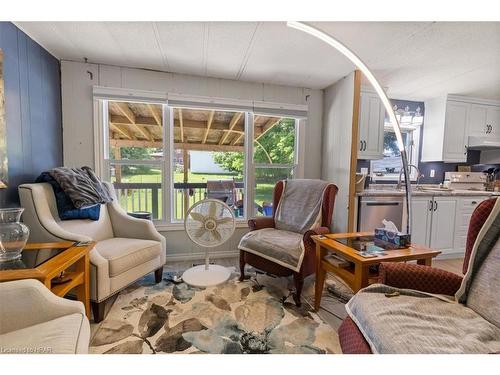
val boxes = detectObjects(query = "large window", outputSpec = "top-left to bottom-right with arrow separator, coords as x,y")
97,96 -> 303,225
171,107 -> 245,222
106,100 -> 164,220
253,116 -> 297,216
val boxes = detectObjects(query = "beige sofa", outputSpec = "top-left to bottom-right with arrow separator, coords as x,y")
18,182 -> 166,322
0,279 -> 90,354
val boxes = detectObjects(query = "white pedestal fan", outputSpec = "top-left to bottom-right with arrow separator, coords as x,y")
182,199 -> 235,287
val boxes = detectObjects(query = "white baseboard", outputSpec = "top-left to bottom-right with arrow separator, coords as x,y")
165,250 -> 240,262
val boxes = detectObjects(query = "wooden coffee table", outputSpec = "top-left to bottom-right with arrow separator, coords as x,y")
0,241 -> 95,318
312,232 -> 441,311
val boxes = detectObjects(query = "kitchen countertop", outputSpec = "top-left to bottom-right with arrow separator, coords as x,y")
357,188 -> 500,197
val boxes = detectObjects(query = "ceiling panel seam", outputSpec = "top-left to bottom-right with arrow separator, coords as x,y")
235,22 -> 261,81
152,22 -> 170,72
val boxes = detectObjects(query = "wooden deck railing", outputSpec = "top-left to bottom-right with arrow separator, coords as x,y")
113,182 -> 244,221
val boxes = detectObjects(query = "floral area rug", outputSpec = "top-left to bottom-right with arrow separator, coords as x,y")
89,269 -> 341,354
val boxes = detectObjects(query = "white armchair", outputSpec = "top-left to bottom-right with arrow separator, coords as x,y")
18,182 -> 166,322
0,279 -> 90,354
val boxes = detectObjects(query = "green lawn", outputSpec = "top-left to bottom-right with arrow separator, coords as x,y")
114,170 -> 274,220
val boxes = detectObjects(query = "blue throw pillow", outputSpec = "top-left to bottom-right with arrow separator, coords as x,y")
35,172 -> 101,221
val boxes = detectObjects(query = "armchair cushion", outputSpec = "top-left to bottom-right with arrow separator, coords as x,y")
95,238 -> 162,277
0,313 -> 89,354
379,262 -> 463,296
239,228 -> 304,272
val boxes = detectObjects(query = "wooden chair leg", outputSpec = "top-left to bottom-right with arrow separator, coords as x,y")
154,266 -> 164,283
91,301 -> 106,323
239,252 -> 246,281
293,273 -> 304,307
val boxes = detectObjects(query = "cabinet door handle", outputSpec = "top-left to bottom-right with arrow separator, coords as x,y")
360,141 -> 363,151
434,201 -> 438,211
364,140 -> 367,151
464,145 -> 468,155
429,200 -> 433,211
471,201 -> 477,205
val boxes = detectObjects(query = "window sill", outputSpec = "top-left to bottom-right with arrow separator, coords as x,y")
154,220 -> 250,232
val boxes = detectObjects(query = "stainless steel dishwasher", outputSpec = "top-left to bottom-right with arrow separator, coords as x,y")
357,196 -> 404,232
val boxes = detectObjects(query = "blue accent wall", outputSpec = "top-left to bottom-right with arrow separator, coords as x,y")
0,22 -> 62,207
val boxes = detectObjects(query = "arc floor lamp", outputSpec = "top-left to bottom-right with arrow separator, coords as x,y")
287,21 -> 413,235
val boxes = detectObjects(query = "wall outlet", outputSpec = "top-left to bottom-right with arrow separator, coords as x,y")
430,169 -> 435,178
361,168 -> 369,175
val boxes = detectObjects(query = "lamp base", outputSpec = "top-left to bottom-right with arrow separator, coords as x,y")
181,264 -> 231,287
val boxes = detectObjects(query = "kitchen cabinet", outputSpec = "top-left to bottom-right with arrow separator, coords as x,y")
422,95 -> 500,163
411,196 -> 457,253
411,195 -> 490,257
410,197 -> 433,246
429,197 -> 457,253
358,90 -> 385,159
453,196 -> 489,254
468,104 -> 500,136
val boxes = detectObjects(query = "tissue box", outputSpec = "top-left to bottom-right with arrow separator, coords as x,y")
374,228 -> 411,249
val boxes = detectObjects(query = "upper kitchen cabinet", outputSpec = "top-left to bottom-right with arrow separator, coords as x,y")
422,95 -> 500,163
358,90 -> 385,159
468,104 -> 500,136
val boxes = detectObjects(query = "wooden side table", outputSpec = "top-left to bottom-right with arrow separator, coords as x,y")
0,241 -> 95,318
312,232 -> 441,311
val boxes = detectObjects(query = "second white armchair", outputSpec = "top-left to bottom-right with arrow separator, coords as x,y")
18,182 -> 166,322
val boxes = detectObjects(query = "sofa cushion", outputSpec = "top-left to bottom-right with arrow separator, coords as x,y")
59,204 -> 114,241
0,313 -> 86,354
95,238 -> 161,277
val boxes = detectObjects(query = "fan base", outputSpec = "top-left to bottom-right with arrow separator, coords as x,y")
182,264 -> 231,287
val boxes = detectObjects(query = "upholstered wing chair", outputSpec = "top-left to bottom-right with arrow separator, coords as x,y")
338,198 -> 498,354
239,180 -> 338,306
18,182 -> 166,322
0,279 -> 90,354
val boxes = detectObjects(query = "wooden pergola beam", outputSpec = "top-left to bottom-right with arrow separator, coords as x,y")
255,118 -> 280,141
110,123 -> 133,140
110,139 -> 244,152
202,110 -> 215,144
219,112 -> 243,145
114,102 -> 136,124
147,104 -> 162,127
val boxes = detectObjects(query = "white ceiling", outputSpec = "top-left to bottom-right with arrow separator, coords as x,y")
15,21 -> 500,101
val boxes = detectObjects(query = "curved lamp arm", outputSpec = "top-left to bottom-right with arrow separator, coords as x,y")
287,21 -> 412,235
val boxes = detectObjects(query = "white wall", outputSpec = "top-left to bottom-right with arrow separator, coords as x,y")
321,72 -> 355,233
60,61 -> 324,259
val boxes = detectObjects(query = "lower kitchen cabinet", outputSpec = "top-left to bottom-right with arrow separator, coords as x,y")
411,195 -> 491,257
429,197 -> 458,253
410,197 -> 433,246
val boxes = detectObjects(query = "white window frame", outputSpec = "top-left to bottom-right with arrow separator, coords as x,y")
93,89 -> 306,230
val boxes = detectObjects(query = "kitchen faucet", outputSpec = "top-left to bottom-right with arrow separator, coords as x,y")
397,164 -> 422,190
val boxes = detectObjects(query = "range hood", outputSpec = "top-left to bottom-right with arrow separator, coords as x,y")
468,136 -> 500,150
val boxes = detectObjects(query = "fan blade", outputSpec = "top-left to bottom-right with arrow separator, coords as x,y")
216,217 -> 233,225
194,227 -> 206,239
189,212 -> 205,222
209,201 -> 217,217
212,229 -> 222,242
